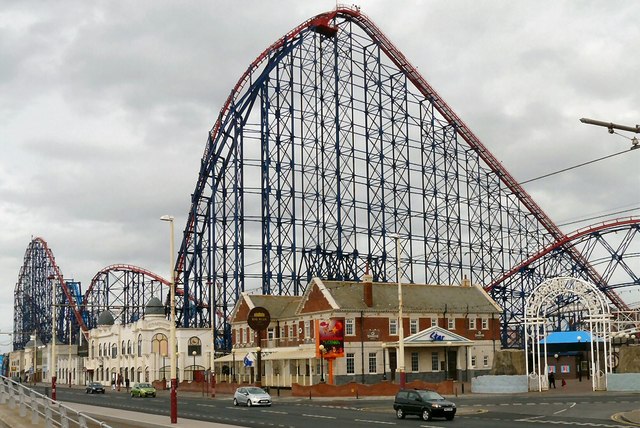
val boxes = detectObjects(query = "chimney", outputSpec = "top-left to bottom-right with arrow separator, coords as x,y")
363,264 -> 373,307
461,275 -> 471,287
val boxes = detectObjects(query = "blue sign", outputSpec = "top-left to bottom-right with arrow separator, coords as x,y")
429,331 -> 445,341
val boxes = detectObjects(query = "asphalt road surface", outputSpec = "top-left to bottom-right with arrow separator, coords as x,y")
39,387 -> 640,428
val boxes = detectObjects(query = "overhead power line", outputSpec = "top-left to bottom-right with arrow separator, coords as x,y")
519,148 -> 636,185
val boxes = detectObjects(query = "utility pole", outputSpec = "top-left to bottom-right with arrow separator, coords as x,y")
580,118 -> 640,150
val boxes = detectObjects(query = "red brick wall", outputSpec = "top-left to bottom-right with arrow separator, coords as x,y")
299,283 -> 332,313
292,379 -> 454,397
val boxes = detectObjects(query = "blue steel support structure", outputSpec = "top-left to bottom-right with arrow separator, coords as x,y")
173,7 -> 636,350
10,10 -> 639,351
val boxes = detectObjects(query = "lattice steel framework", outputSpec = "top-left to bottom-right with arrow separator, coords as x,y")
175,7 -> 620,351
81,264 -> 170,329
13,238 -> 88,350
490,218 -> 640,346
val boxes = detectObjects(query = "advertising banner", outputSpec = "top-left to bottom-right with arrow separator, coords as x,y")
316,318 -> 345,358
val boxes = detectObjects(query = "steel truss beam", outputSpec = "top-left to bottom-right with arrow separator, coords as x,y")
175,7 -> 633,351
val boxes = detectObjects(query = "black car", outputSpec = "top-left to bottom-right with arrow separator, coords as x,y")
393,389 -> 456,421
85,382 -> 106,394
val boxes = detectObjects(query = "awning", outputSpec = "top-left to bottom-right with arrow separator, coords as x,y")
262,348 -> 316,361
214,348 -> 316,363
213,353 -> 236,363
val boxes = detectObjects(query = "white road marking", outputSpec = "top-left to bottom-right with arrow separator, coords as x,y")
261,410 -> 288,414
354,419 -> 395,425
302,414 -> 336,419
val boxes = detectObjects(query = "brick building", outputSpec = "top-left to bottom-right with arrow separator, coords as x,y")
215,275 -> 502,386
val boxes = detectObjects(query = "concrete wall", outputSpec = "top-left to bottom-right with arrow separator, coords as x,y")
471,375 -> 528,393
607,373 -> 640,391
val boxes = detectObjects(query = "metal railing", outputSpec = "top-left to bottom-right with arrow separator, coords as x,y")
0,375 -> 112,427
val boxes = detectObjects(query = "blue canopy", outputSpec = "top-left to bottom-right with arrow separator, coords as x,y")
539,330 -> 598,344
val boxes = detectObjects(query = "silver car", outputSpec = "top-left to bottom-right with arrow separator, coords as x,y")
233,386 -> 272,407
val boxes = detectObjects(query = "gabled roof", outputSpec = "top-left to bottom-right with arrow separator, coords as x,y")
231,293 -> 302,323
320,280 -> 501,314
404,326 -> 472,344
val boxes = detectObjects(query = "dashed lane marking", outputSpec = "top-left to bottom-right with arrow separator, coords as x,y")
354,419 -> 395,425
302,414 -> 336,419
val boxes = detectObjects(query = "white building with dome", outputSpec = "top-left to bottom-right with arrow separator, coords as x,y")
9,297 -> 214,387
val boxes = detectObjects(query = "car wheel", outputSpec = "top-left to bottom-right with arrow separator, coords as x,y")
421,409 -> 432,421
233,398 -> 238,406
247,399 -> 252,407
85,390 -> 88,394
396,408 -> 405,419
445,415 -> 455,421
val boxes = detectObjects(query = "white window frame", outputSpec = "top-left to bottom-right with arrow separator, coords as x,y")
430,317 -> 438,327
289,324 -> 294,338
483,355 -> 489,367
471,355 -> 477,368
346,353 -> 355,374
368,352 -> 377,374
469,318 -> 476,330
482,318 -> 489,330
411,352 -> 419,372
431,352 -> 439,371
389,319 -> 398,336
345,318 -> 355,336
304,321 -> 311,338
410,318 -> 418,335
448,317 -> 455,330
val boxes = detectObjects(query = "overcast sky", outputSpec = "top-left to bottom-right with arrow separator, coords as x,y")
1,0 -> 638,353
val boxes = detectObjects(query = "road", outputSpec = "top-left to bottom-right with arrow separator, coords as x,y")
38,387 -> 639,428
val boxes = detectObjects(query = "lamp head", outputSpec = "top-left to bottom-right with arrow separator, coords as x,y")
554,353 -> 559,359
192,350 -> 197,356
160,215 -> 174,222
256,347 -> 261,353
318,344 -> 325,352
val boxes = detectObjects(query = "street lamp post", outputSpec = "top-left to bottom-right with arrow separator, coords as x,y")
51,277 -> 57,400
31,333 -> 37,386
209,280 -> 215,396
255,347 -> 262,386
68,318 -> 72,388
319,345 -> 325,383
162,354 -> 167,389
391,234 -> 406,388
232,350 -> 236,383
192,351 -> 197,381
160,215 -> 178,424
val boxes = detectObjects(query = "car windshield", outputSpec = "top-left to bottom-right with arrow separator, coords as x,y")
418,390 -> 445,400
90,383 -> 101,387
246,387 -> 266,394
137,383 -> 152,388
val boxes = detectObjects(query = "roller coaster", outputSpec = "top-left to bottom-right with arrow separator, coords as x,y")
12,7 -> 640,352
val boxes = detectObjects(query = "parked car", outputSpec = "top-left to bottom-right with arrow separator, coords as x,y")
85,382 -> 105,394
393,389 -> 456,421
131,382 -> 156,398
233,386 -> 272,407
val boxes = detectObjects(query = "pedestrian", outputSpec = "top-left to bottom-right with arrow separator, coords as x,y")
548,371 -> 556,389
561,378 -> 567,388
111,377 -> 116,390
125,378 -> 130,392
